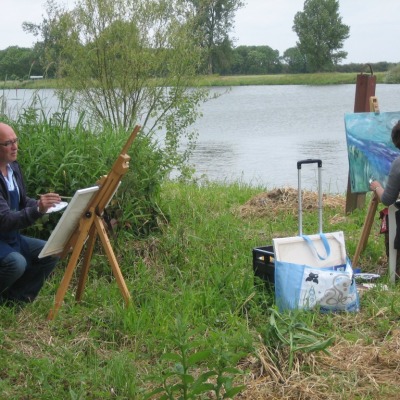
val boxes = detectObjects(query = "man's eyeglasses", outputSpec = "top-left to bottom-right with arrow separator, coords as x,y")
0,138 -> 19,147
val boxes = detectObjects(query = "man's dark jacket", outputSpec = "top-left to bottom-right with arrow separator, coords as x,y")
0,161 -> 42,233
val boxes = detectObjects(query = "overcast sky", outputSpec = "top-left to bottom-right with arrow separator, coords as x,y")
1,0 -> 399,64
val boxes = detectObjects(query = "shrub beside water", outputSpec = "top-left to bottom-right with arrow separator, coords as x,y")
385,64 -> 400,83
3,106 -> 171,239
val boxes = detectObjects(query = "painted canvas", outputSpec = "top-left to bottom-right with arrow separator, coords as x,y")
344,111 -> 400,193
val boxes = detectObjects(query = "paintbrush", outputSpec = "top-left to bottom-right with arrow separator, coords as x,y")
37,194 -> 72,200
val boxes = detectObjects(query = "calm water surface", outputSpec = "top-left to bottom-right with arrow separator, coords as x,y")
3,84 -> 400,194
191,84 -> 400,194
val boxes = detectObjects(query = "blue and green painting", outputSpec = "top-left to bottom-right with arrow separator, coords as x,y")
344,111 -> 400,193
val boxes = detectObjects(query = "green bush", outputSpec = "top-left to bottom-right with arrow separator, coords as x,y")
4,104 -> 173,239
385,63 -> 400,83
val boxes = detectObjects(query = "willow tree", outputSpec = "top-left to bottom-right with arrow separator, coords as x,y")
21,0 -> 213,235
25,0 -> 208,135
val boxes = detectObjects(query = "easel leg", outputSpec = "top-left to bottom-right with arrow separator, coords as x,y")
388,205 -> 397,283
76,225 -> 97,302
352,193 -> 379,268
47,238 -> 87,320
94,216 -> 132,305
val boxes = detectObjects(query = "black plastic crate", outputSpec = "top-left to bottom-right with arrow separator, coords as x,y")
252,245 -> 275,287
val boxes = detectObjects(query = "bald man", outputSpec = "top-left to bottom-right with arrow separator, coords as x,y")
0,122 -> 61,305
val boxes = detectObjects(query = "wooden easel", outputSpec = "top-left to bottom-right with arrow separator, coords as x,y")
47,125 -> 141,320
352,98 -> 399,283
351,98 -> 380,268
352,192 -> 379,268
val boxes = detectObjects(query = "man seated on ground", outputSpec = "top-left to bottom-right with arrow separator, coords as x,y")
0,122 -> 61,305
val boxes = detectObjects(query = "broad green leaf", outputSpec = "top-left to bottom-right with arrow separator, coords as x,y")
223,385 -> 246,398
181,374 -> 195,385
143,387 -> 166,400
194,370 -> 217,384
187,350 -> 212,366
191,383 -> 215,395
294,337 -> 335,353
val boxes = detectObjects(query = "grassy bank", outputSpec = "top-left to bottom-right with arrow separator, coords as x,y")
196,71 -> 388,86
1,180 -> 399,399
0,71 -> 389,90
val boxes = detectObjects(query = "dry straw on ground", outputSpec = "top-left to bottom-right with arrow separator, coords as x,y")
237,187 -> 345,218
238,323 -> 400,400
235,189 -> 399,399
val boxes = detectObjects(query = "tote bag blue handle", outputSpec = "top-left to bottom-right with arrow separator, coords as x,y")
301,233 -> 331,260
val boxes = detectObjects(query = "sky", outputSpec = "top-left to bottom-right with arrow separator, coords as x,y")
1,0 -> 399,64
233,0 -> 400,64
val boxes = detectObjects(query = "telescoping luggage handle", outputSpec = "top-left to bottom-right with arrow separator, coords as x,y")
297,159 -> 323,236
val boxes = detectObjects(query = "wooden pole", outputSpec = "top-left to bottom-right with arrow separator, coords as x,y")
345,67 -> 376,214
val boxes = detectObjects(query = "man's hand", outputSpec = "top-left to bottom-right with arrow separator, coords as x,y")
38,193 -> 62,214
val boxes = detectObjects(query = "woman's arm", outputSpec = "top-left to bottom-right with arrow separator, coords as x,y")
370,157 -> 400,205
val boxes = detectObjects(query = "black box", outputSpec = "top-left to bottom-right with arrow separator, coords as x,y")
252,245 -> 275,286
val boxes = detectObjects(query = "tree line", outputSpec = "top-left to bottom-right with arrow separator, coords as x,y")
0,43 -> 394,81
0,0 -> 396,82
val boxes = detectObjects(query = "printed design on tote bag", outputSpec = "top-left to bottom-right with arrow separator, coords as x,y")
301,267 -> 357,310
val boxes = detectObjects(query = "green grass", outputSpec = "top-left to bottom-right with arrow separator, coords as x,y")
1,180 -> 399,399
196,72 -> 388,86
0,71 -> 389,90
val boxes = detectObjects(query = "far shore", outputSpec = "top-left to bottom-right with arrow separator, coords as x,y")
0,71 -> 389,90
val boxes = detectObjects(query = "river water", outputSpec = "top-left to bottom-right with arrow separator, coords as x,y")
2,84 -> 400,194
191,84 -> 400,194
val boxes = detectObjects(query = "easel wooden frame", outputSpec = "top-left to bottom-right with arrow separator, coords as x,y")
47,125 -> 141,320
351,191 -> 379,269
350,99 -> 397,284
353,194 -> 396,284
351,97 -> 380,269
387,205 -> 397,283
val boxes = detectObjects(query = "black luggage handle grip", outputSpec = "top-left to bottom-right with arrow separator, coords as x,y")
297,158 -> 323,235
297,159 -> 322,169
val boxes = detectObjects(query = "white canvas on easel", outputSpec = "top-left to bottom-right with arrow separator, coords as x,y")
39,186 -> 100,258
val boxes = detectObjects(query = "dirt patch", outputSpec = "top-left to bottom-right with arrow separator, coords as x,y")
237,187 -> 346,218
